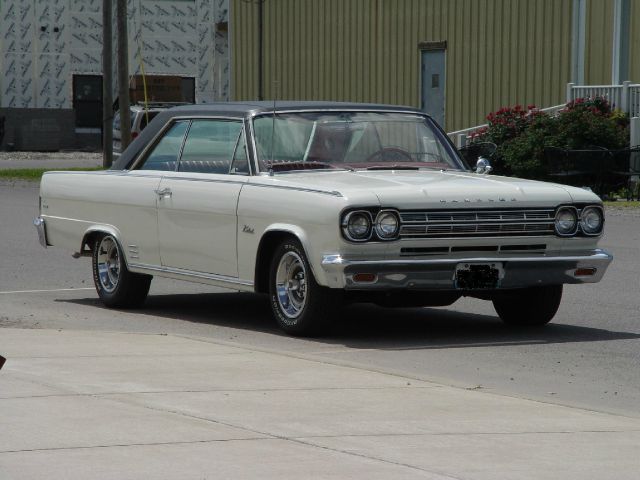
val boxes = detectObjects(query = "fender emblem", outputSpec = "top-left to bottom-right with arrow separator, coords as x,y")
242,225 -> 255,234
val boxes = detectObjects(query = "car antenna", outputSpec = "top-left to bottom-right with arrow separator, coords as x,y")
268,80 -> 279,177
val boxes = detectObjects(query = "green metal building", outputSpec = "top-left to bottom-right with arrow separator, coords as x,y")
230,0 -> 640,132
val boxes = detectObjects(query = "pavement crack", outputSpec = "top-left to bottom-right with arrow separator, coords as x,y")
283,437 -> 465,480
0,437 -> 270,455
93,394 -> 461,479
0,384 -> 436,400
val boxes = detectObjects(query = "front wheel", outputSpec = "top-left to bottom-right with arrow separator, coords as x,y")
492,285 -> 563,326
92,233 -> 152,308
269,239 -> 341,336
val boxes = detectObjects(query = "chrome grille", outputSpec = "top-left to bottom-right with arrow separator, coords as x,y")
399,209 -> 556,238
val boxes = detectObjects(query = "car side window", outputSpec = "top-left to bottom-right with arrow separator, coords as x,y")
178,120 -> 243,174
230,129 -> 250,175
138,121 -> 188,171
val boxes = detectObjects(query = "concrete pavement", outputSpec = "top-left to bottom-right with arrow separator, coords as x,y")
1,327 -> 639,479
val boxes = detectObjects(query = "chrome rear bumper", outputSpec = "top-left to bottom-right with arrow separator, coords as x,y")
320,249 -> 613,290
33,217 -> 48,248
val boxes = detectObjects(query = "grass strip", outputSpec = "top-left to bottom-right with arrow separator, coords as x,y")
0,167 -> 105,180
604,200 -> 640,208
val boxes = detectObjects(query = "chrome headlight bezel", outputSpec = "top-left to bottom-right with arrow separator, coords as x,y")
374,210 -> 400,240
342,210 -> 373,242
554,206 -> 579,236
580,205 -> 604,236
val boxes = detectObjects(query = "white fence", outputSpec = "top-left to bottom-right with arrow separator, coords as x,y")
566,81 -> 640,118
448,82 -> 640,148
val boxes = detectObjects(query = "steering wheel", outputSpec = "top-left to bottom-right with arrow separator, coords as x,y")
366,147 -> 413,163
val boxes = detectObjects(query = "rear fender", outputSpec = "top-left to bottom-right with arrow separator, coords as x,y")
79,225 -> 123,258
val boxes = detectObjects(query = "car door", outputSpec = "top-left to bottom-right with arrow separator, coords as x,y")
156,118 -> 248,277
121,120 -> 190,267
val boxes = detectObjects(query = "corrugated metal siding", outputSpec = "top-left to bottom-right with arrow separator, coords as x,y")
584,0 -> 614,85
584,0 -> 640,86
232,0 -> 572,131
630,0 -> 640,82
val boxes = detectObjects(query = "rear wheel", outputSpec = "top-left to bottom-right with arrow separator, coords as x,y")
268,238 -> 341,336
92,233 -> 152,308
493,285 -> 563,326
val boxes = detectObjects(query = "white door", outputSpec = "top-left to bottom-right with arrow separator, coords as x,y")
421,48 -> 446,128
156,119 -> 248,277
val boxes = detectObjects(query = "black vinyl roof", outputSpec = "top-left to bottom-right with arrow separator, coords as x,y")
112,101 -> 426,170
160,101 -> 423,117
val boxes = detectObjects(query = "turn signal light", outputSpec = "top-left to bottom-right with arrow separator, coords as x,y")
574,268 -> 597,277
353,273 -> 377,283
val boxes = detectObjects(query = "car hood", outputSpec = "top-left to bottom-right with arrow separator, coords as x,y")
253,169 -> 601,208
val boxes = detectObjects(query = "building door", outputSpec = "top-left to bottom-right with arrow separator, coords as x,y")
72,75 -> 102,128
420,48 -> 446,128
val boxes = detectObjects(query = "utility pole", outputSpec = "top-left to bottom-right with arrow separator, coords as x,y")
102,0 -> 113,168
117,0 -> 131,151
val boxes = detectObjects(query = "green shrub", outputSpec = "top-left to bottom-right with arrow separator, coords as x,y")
471,98 -> 630,180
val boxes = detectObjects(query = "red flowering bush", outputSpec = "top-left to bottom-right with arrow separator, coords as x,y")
471,97 -> 629,179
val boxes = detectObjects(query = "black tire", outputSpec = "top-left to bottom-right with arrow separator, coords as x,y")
268,238 -> 341,336
493,285 -> 563,326
92,233 -> 152,308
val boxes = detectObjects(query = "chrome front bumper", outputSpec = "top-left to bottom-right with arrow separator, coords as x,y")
320,249 -> 613,290
33,217 -> 48,248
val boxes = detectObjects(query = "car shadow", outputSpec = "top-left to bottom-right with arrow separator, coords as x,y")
58,291 -> 640,350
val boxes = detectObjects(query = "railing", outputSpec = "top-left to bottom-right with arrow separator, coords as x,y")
567,81 -> 640,117
447,104 -> 565,148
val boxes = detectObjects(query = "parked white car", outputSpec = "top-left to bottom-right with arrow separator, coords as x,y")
35,102 -> 612,335
112,102 -> 188,159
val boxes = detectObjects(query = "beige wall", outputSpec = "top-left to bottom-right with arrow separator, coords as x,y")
585,0 -> 615,85
230,0 -> 588,131
629,0 -> 640,81
584,0 -> 640,85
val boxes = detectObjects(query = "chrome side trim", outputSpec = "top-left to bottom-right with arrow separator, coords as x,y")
128,262 -> 254,288
158,174 -> 248,186
245,182 -> 343,197
33,217 -> 48,248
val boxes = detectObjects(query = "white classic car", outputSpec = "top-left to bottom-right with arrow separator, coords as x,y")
35,102 -> 613,335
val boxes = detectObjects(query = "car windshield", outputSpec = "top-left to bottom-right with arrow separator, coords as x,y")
252,112 -> 464,172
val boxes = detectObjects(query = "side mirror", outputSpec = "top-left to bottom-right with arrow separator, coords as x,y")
475,156 -> 493,174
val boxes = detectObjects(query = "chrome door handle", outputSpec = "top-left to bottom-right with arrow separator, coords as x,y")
155,188 -> 172,198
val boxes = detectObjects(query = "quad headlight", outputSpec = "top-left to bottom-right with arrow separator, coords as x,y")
375,210 -> 400,240
554,205 -> 604,237
341,209 -> 401,242
580,206 -> 604,235
342,211 -> 372,241
555,207 -> 578,236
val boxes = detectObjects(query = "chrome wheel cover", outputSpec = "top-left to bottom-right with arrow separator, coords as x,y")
275,251 -> 307,322
96,236 -> 121,293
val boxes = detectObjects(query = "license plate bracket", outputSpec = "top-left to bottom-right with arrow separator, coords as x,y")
454,263 -> 503,290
